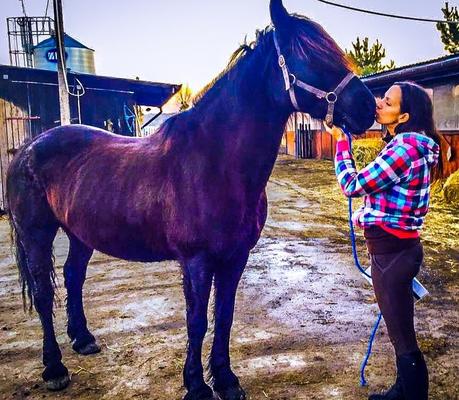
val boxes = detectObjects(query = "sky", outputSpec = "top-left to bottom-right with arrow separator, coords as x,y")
0,0 -> 456,93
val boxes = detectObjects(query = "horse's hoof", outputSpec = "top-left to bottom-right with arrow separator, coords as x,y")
45,374 -> 70,391
42,362 -> 70,391
183,385 -> 215,400
214,385 -> 246,400
73,341 -> 101,355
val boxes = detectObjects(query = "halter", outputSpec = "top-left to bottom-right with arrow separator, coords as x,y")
273,31 -> 355,127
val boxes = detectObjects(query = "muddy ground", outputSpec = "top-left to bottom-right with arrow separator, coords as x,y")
0,155 -> 458,400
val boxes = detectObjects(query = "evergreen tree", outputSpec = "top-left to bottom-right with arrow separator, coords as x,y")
345,37 -> 395,76
436,2 -> 459,54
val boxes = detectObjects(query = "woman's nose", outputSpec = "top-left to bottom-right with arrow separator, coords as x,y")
375,97 -> 382,109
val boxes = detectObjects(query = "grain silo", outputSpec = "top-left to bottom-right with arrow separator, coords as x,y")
32,33 -> 95,74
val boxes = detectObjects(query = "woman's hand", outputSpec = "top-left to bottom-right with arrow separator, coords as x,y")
323,123 -> 347,142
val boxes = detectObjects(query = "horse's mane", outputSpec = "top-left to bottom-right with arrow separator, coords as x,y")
192,16 -> 351,107
192,27 -> 271,105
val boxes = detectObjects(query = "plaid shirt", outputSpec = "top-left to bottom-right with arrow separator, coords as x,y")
335,132 -> 439,232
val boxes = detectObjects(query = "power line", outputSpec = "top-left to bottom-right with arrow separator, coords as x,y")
316,0 -> 459,24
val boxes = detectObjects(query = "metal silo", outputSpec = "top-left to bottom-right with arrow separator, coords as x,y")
33,33 -> 96,74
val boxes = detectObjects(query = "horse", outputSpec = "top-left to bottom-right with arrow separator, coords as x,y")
6,1 -> 375,399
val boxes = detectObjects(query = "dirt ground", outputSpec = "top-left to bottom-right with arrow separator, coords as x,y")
0,155 -> 458,400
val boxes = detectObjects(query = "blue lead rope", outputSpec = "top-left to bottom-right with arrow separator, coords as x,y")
360,313 -> 383,386
341,127 -> 382,387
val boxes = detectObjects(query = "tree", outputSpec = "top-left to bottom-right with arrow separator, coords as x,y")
176,84 -> 193,111
345,37 -> 395,76
436,2 -> 459,54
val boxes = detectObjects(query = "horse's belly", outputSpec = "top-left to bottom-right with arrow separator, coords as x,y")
77,228 -> 174,262
61,212 -> 174,262
93,240 -> 173,263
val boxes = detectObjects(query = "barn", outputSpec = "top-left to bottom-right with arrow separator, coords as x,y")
0,64 -> 180,211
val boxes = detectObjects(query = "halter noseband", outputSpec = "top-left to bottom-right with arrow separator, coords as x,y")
273,31 -> 355,127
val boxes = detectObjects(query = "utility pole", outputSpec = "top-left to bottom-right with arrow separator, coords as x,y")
53,0 -> 70,125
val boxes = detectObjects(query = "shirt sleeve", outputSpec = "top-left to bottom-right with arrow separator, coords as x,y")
334,139 -> 413,198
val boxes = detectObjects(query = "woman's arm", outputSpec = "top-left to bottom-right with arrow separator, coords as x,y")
326,126 -> 414,198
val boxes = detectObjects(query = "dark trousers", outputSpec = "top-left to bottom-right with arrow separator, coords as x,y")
365,226 -> 428,399
369,243 -> 424,355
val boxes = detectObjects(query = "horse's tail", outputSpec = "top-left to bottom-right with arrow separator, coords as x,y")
6,144 -> 58,313
7,213 -> 35,312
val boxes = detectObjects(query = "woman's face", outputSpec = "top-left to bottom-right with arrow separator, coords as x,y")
375,85 -> 409,132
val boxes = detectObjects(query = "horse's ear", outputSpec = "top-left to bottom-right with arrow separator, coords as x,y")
270,0 -> 290,30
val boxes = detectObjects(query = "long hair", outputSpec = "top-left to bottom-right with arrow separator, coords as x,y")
394,81 -> 443,180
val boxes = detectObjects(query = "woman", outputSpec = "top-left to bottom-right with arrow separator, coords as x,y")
326,81 -> 442,400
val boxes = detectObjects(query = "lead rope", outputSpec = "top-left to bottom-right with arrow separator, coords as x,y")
342,126 -> 382,387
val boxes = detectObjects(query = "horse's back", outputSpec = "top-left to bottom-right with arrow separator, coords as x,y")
30,124 -> 133,165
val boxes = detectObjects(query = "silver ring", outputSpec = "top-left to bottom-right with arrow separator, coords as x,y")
326,92 -> 337,103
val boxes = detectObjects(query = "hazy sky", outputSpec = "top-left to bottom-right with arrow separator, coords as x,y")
0,1 -> 455,92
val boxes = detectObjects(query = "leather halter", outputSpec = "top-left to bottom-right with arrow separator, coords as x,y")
273,30 -> 355,127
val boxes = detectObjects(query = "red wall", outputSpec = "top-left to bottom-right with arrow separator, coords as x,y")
439,131 -> 459,178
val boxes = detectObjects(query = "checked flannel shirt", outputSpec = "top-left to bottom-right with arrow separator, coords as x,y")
334,132 -> 439,233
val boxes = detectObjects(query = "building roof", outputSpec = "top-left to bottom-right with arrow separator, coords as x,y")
0,64 -> 181,107
33,33 -> 94,51
362,53 -> 459,91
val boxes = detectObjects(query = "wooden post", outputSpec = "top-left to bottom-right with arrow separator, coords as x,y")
53,0 -> 70,126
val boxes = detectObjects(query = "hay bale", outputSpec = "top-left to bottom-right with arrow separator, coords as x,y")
352,138 -> 385,170
443,170 -> 459,204
430,178 -> 447,204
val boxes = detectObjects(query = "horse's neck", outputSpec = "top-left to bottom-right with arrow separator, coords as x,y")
192,48 -> 290,192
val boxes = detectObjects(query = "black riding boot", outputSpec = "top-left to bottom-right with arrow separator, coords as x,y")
397,351 -> 428,400
368,373 -> 404,400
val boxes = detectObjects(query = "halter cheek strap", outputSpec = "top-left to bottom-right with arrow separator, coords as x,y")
273,30 -> 355,126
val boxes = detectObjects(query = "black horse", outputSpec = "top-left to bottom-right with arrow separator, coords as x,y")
6,1 -> 375,399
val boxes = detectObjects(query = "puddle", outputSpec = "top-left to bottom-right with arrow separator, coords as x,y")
243,237 -> 376,340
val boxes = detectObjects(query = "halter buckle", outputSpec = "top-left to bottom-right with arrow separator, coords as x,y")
278,55 -> 286,68
326,92 -> 338,104
289,73 -> 297,85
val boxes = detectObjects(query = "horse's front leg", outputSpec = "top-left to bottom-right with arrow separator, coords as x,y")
182,252 -> 215,400
210,252 -> 249,400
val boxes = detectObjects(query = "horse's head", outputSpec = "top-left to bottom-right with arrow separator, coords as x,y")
269,0 -> 375,134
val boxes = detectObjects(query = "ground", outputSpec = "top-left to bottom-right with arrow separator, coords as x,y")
0,155 -> 457,400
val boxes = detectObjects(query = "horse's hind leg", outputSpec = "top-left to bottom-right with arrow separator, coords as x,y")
63,232 -> 99,355
7,147 -> 68,390
20,224 -> 69,390
210,252 -> 249,400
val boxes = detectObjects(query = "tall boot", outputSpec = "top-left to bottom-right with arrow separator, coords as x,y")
368,373 -> 404,400
397,351 -> 428,400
